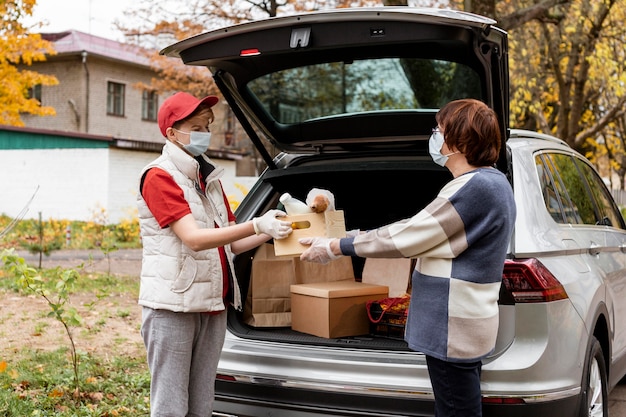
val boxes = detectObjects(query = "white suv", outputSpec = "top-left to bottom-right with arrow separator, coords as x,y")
162,8 -> 626,416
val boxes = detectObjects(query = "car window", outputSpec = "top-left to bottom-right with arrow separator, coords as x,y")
536,154 -> 582,224
574,157 -> 625,228
247,58 -> 482,124
536,152 -> 625,229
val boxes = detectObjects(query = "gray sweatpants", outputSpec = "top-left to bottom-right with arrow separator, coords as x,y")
141,307 -> 227,417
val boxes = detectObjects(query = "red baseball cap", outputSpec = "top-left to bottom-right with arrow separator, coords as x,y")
158,92 -> 219,137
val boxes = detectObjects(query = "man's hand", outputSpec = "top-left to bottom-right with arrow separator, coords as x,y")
299,237 -> 341,264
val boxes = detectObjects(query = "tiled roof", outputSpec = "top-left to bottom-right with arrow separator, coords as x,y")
41,30 -> 152,66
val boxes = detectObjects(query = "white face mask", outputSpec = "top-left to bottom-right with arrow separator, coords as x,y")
428,129 -> 458,167
173,129 -> 212,156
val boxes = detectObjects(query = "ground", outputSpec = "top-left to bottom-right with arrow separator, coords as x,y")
0,249 -> 144,360
4,249 -> 626,416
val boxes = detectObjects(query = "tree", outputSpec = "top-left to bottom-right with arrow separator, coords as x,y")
502,0 -> 626,189
118,0 -> 375,97
460,0 -> 626,188
503,1 -> 626,149
0,0 -> 58,126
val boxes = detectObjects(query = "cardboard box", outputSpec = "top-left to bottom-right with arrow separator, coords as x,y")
290,280 -> 388,338
244,244 -> 355,327
274,210 -> 346,257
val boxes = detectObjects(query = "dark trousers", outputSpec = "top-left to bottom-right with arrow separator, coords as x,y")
426,355 -> 483,417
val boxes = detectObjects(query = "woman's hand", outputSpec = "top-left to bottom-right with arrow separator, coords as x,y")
299,237 -> 341,264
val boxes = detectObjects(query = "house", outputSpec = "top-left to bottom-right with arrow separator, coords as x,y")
1,31 -> 257,223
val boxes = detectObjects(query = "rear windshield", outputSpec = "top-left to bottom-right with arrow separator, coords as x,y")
247,57 -> 482,124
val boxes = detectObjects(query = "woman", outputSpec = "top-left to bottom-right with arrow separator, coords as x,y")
300,99 -> 516,417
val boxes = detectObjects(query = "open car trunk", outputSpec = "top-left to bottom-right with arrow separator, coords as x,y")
229,151 -> 515,354
230,154 -> 450,349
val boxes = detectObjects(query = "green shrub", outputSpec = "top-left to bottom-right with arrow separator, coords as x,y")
0,215 -> 141,251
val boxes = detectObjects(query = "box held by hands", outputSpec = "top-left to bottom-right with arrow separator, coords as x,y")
274,210 -> 346,257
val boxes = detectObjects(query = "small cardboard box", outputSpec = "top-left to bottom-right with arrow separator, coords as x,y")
274,210 -> 346,257
290,280 -> 389,338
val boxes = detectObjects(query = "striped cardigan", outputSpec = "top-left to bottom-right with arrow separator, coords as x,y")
340,167 -> 516,362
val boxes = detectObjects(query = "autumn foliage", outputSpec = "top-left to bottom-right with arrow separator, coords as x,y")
0,0 -> 58,126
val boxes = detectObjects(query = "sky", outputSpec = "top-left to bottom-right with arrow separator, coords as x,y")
24,0 -> 456,43
26,0 -> 130,41
25,0 -> 455,43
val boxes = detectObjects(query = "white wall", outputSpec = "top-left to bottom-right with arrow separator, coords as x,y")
1,148 -> 109,222
1,148 -> 258,224
108,149 -> 159,223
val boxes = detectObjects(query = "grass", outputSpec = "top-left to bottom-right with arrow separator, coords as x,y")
0,212 -> 147,416
0,349 -> 150,416
0,263 -> 147,416
0,265 -> 139,297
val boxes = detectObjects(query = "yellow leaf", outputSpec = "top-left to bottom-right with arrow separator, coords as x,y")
48,387 -> 64,398
0,361 -> 6,372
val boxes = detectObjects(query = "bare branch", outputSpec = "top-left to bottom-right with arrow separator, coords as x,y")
497,0 -> 570,31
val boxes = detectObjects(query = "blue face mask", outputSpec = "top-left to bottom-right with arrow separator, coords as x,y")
428,129 -> 458,167
429,130 -> 448,167
173,129 -> 212,156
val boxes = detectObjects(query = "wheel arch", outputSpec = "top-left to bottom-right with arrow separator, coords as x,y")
592,307 -> 611,383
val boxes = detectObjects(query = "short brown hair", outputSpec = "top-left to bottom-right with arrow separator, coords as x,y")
435,99 -> 501,166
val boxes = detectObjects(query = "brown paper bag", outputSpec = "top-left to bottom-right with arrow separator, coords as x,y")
244,244 -> 354,327
361,258 -> 414,297
293,256 -> 355,284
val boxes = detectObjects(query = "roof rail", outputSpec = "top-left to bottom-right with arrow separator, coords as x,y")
509,129 -> 570,147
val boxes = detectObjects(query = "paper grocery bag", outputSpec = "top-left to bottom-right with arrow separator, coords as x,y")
244,244 -> 355,327
244,244 -> 296,327
361,258 -> 414,297
293,256 -> 355,284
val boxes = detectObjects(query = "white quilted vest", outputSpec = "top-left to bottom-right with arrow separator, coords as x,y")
137,142 -> 241,313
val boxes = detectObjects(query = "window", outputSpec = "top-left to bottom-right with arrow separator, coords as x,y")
27,84 -> 42,104
142,90 -> 158,121
536,152 -> 625,229
247,58 -> 482,124
107,82 -> 125,116
536,153 -> 582,224
574,158 -> 625,228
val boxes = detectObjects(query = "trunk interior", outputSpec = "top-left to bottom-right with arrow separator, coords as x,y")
230,157 -> 453,350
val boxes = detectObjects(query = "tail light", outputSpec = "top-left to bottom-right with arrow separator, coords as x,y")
501,258 -> 568,303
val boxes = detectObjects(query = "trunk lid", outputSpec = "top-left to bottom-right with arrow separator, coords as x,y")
161,7 -> 510,171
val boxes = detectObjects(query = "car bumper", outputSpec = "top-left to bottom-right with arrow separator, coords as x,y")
215,301 -> 586,416
213,380 -> 580,417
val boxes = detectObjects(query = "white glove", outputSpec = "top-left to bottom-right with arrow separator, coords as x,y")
299,237 -> 341,264
253,210 -> 292,240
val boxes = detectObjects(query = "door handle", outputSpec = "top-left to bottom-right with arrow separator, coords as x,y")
588,242 -> 601,256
